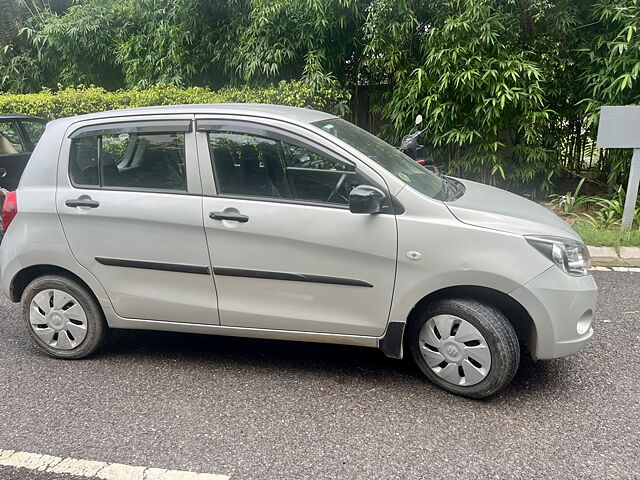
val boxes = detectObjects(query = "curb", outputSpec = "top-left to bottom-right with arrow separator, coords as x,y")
588,246 -> 640,267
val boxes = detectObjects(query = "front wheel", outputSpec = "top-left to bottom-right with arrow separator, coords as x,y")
409,297 -> 520,399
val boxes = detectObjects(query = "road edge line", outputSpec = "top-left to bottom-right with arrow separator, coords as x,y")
0,448 -> 229,480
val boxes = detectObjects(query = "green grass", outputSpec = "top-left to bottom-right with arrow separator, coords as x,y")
572,221 -> 640,247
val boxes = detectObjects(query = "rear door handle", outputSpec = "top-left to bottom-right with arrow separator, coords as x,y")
65,198 -> 100,208
209,211 -> 249,223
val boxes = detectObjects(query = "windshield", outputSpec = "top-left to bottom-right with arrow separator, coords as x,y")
311,118 -> 445,199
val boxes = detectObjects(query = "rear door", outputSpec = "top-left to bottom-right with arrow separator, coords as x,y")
56,116 -> 219,324
0,120 -> 30,190
195,116 -> 398,337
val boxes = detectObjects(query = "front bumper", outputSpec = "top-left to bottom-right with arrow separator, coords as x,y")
509,266 -> 597,360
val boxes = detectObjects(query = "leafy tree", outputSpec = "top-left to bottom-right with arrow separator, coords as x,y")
224,0 -> 363,91
3,0 -> 640,196
0,0 -> 247,90
583,0 -> 640,190
374,1 -> 552,192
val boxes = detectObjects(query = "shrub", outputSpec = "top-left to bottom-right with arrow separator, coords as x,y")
0,81 -> 350,120
548,178 -> 592,215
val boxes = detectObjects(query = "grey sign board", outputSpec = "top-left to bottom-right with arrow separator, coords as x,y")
597,106 -> 640,228
597,106 -> 640,148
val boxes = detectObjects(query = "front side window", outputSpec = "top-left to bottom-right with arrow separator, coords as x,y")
208,131 -> 363,205
0,122 -> 25,154
70,129 -> 186,191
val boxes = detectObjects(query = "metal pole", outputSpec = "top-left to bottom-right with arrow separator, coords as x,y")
622,148 -> 640,228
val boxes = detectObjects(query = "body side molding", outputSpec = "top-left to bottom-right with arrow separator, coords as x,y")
95,257 -> 210,275
213,267 -> 373,287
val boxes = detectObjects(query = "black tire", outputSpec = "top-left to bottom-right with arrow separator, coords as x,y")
21,275 -> 107,359
409,297 -> 520,399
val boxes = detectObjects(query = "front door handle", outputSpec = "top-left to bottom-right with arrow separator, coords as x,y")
65,198 -> 100,208
209,211 -> 249,223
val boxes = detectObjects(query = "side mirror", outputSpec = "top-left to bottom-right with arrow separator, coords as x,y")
349,185 -> 387,214
415,114 -> 423,125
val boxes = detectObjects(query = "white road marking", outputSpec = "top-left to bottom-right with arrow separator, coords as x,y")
591,266 -> 640,272
0,448 -> 229,480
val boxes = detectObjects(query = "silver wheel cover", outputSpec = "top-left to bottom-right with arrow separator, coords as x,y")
418,314 -> 492,387
29,289 -> 88,350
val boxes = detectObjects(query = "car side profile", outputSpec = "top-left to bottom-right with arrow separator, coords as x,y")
0,104 -> 597,398
0,114 -> 47,192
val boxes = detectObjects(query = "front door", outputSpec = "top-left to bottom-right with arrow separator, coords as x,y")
196,118 -> 397,337
56,117 -> 219,324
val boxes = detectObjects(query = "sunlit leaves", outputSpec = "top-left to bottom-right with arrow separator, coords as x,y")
1,0 -> 639,196
378,0 -> 551,190
0,81 -> 351,118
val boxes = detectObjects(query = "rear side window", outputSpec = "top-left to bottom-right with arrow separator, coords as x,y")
70,129 -> 187,192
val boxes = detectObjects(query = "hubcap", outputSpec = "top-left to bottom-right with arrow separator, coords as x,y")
29,289 -> 88,350
418,314 -> 491,386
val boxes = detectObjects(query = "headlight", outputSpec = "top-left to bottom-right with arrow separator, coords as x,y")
525,236 -> 591,276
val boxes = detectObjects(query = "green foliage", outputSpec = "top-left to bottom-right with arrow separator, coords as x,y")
589,185 -> 640,227
378,0 -> 553,193
549,178 -> 591,214
580,210 -> 620,230
551,182 -> 640,229
581,0 -> 640,187
0,0 -> 362,92
572,221 -> 640,246
227,0 -> 361,89
0,0 -> 245,92
0,81 -> 351,119
362,0 -> 415,84
2,0 -> 640,197
584,0 -> 640,123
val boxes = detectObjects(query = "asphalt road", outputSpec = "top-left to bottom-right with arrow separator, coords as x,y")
1,270 -> 639,480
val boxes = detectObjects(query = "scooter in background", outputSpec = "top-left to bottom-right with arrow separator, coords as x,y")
399,115 -> 440,173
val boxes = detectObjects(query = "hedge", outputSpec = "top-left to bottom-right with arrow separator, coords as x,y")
0,81 -> 350,120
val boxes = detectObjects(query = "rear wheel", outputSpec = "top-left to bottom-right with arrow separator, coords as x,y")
409,297 -> 520,399
21,275 -> 106,359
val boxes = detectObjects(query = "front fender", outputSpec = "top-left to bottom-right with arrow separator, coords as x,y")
388,269 -> 524,326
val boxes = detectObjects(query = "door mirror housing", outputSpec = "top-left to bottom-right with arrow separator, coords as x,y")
349,185 -> 387,214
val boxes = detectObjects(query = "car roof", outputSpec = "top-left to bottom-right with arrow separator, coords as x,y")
0,114 -> 46,121
48,104 -> 337,130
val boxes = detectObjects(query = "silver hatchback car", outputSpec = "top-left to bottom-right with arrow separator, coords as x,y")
0,104 -> 597,398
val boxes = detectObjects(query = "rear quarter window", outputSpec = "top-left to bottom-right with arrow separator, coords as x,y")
70,137 -> 99,186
